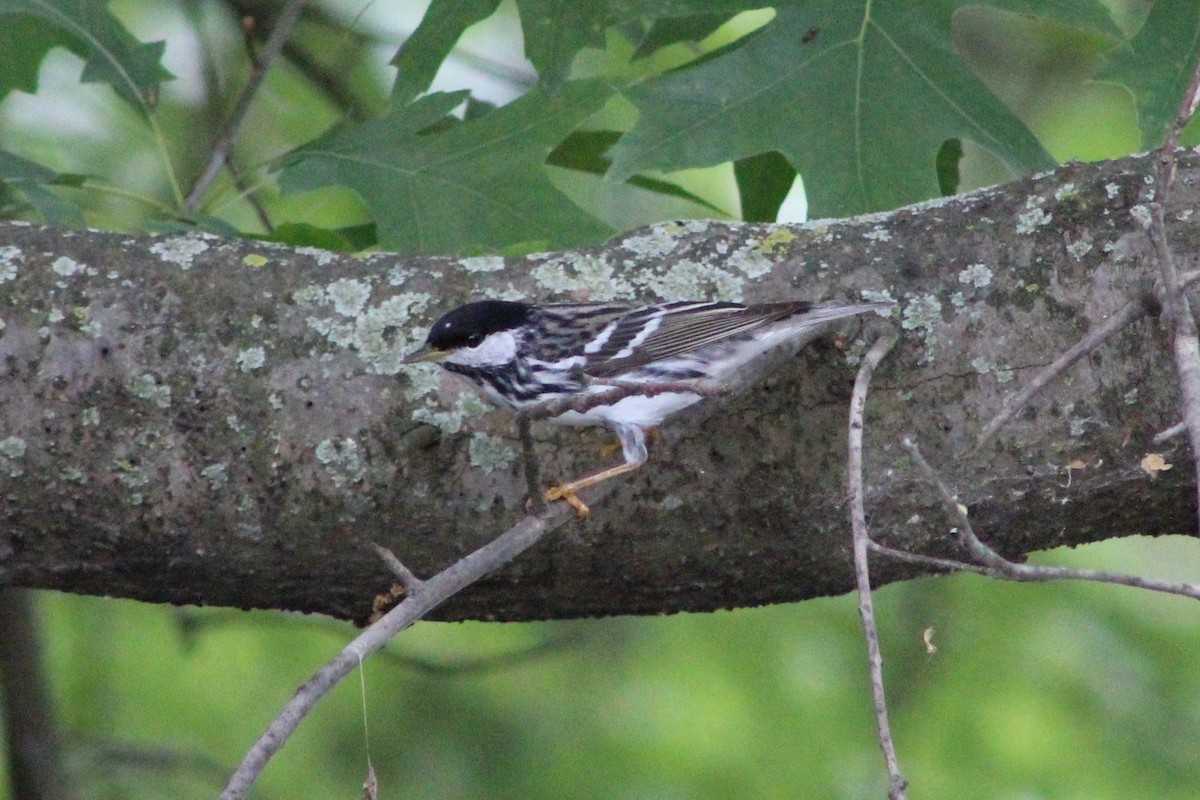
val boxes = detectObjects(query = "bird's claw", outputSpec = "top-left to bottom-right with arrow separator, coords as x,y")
545,485 -> 590,518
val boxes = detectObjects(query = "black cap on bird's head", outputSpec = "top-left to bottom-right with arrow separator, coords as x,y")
402,300 -> 533,363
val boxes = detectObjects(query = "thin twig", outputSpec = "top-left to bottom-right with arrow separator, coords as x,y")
219,504 -> 574,800
866,540 -> 992,577
371,544 -> 422,593
185,0 -> 307,212
974,295 -> 1153,449
977,268 -> 1200,449
1153,421 -> 1187,443
1145,58 -> 1200,534
846,332 -> 907,800
901,437 -> 1200,601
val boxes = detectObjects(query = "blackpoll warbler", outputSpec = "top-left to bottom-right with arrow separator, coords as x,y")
404,298 -> 890,514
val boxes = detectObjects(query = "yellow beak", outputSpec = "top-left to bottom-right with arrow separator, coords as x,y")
401,344 -> 447,364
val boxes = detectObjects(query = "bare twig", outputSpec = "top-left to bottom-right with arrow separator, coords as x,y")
846,332 -> 907,800
974,295 -> 1153,449
184,0 -> 307,212
901,437 -> 1200,601
1153,421 -> 1187,443
1144,59 -> 1200,534
866,540 -> 992,577
219,504 -> 574,800
977,268 -> 1200,450
371,544 -> 422,594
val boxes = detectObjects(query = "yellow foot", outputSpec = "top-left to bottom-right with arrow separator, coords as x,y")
545,484 -> 590,518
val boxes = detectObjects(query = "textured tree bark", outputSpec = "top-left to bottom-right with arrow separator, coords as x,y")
0,150 -> 1196,621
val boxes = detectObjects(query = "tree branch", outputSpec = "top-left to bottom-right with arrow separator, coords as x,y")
184,0 -> 307,212
846,334 -> 906,800
3,149 -> 1199,621
219,503 -> 575,799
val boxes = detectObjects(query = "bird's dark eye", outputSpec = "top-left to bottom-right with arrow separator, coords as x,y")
464,333 -> 485,348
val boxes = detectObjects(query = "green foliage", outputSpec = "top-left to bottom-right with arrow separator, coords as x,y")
0,0 -> 1190,253
24,537 -> 1200,800
281,83 -> 613,253
1096,0 -> 1200,148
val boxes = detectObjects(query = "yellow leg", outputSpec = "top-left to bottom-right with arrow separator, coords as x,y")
545,460 -> 644,518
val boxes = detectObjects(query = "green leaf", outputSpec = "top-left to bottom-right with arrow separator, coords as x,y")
0,150 -> 87,225
548,129 -> 724,212
633,13 -> 733,59
516,0 -> 611,87
734,151 -> 795,222
608,1 -> 1119,217
0,0 -> 173,112
1095,0 -> 1200,149
8,180 -> 84,227
0,149 -> 59,181
281,82 -> 614,255
0,15 -> 73,95
391,0 -> 501,104
259,223 -> 358,252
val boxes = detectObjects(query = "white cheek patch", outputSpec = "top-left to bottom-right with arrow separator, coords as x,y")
445,331 -> 518,367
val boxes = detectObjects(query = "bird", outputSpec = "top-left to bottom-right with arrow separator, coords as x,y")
403,297 -> 892,515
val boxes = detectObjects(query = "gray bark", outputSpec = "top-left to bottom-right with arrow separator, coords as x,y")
0,150 -> 1195,622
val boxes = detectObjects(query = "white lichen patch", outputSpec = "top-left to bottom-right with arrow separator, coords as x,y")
901,295 -> 943,334
327,277 -> 373,316
411,389 -> 490,435
1016,207 -> 1052,235
971,357 -> 1014,383
81,407 -> 100,426
724,240 -> 774,280
622,227 -> 680,259
404,367 -> 492,433
114,460 -> 149,489
0,245 -> 21,282
860,288 -> 896,308
131,373 -> 172,408
60,466 -> 86,484
1053,182 -> 1077,201
293,246 -> 337,266
201,463 -> 229,489
47,308 -> 64,323
863,226 -> 892,242
291,285 -> 327,307
51,256 -> 84,277
1123,387 -> 1138,405
150,235 -> 210,269
458,255 -> 506,273
385,265 -> 412,287
237,346 -> 266,372
637,258 -> 744,302
532,253 -> 633,299
0,436 -> 26,477
957,263 -> 993,289
1066,239 -> 1093,260
315,437 -> 365,487
468,432 -> 517,472
1105,182 -> 1120,200
951,291 -> 967,309
1130,204 -> 1153,228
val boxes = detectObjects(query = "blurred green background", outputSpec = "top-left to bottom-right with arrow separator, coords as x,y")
2,0 -> 1199,798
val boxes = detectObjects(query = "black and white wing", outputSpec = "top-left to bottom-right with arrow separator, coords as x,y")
581,301 -> 817,378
